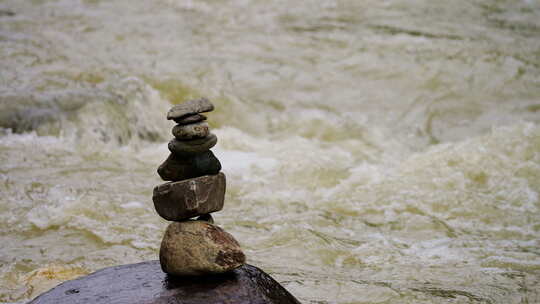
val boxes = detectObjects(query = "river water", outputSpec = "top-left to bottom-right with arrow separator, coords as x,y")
1,0 -> 540,303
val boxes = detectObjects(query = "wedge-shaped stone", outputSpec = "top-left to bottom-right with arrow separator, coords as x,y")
197,213 -> 214,224
157,150 -> 221,182
160,220 -> 245,276
153,173 -> 226,221
167,98 -> 214,121
174,113 -> 207,125
168,133 -> 217,156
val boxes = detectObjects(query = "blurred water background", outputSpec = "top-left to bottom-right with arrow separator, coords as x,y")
1,0 -> 540,303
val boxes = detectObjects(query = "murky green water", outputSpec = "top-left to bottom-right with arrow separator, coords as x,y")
1,0 -> 540,303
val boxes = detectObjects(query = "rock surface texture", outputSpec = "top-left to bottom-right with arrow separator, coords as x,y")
28,261 -> 302,304
160,221 -> 245,276
153,173 -> 226,221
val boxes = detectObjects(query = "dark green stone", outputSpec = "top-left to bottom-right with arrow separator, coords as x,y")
157,150 -> 221,181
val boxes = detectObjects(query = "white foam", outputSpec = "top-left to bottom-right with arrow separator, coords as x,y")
120,201 -> 144,209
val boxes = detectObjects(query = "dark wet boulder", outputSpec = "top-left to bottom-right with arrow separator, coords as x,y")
28,261 -> 301,304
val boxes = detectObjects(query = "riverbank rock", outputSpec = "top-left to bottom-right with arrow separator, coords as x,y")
167,98 -> 214,121
172,121 -> 210,139
168,133 -> 217,155
157,151 -> 221,181
160,220 -> 245,276
153,173 -> 226,221
28,261 -> 301,304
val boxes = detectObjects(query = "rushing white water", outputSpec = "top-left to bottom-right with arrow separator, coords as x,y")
1,0 -> 540,303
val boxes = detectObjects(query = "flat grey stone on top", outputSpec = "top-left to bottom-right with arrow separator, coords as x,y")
28,260 -> 302,304
153,173 -> 226,221
167,98 -> 214,120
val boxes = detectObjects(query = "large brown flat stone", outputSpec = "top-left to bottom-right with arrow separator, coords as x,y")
153,173 -> 226,221
28,261 -> 302,304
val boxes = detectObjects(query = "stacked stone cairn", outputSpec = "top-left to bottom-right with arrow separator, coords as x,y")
153,98 -> 246,276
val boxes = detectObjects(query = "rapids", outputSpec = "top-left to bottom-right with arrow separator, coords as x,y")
1,0 -> 540,303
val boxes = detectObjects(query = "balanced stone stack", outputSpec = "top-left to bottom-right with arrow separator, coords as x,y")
153,98 -> 246,276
